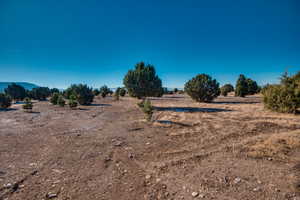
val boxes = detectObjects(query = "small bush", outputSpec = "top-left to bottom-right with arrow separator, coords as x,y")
263,72 -> 300,113
119,88 -> 126,97
57,95 -> 66,107
220,84 -> 234,96
50,92 -> 59,105
65,84 -> 94,105
0,93 -> 12,109
141,99 -> 154,121
184,74 -> 220,103
100,85 -> 110,98
23,97 -> 33,112
114,88 -> 120,101
93,89 -> 100,96
68,94 -> 78,109
5,83 -> 26,101
30,87 -> 51,101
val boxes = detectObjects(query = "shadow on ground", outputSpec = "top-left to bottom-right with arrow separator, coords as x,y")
0,108 -> 18,112
154,106 -> 232,113
156,120 -> 192,127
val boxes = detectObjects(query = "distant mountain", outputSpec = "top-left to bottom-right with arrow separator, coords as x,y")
0,82 -> 39,92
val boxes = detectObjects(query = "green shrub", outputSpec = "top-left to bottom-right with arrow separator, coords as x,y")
184,74 -> 220,103
30,87 -> 51,100
5,83 -> 26,101
174,88 -> 178,93
50,88 -> 60,94
246,78 -> 259,95
93,89 -> 100,96
263,72 -> 300,113
119,88 -> 126,97
57,95 -> 66,107
65,84 -> 94,105
99,85 -> 110,98
23,97 -> 33,112
123,62 -> 163,99
114,88 -> 120,101
220,84 -> 234,96
0,93 -> 12,109
50,92 -> 59,105
68,94 -> 78,109
235,74 -> 248,97
141,99 -> 154,121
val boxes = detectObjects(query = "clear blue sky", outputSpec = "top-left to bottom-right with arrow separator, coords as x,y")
0,0 -> 299,89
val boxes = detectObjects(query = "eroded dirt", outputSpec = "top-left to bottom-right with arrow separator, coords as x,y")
0,95 -> 300,200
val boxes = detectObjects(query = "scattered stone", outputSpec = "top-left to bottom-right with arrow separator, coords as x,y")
46,192 -> 57,199
114,141 -> 123,147
267,157 -> 273,161
128,153 -> 134,159
146,142 -> 150,145
253,187 -> 261,192
156,178 -> 161,183
145,175 -> 151,179
233,177 -> 241,184
199,193 -> 205,198
192,192 -> 199,197
4,183 -> 12,189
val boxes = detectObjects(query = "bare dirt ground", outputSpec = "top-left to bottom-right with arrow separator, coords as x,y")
0,94 -> 300,200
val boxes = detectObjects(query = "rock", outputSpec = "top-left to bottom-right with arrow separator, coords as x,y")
46,193 -> 57,199
114,141 -> 123,147
253,187 -> 261,192
4,183 -> 12,189
128,153 -> 134,159
267,157 -> 273,161
199,194 -> 205,198
233,177 -> 241,184
145,175 -> 151,179
192,192 -> 199,197
146,142 -> 150,145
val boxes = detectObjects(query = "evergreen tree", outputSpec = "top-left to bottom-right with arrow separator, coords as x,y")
235,74 -> 248,97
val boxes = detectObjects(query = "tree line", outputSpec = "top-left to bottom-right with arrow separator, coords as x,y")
0,61 -> 299,114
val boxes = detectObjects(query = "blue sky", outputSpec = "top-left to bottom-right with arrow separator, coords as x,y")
0,0 -> 299,89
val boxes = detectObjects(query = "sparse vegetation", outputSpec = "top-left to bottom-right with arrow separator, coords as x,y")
140,99 -> 154,121
68,94 -> 78,109
114,88 -> 120,101
30,87 -> 51,101
220,84 -> 234,96
50,92 -> 60,105
65,84 -> 94,105
93,89 -> 100,96
184,74 -> 220,103
262,71 -> 300,113
57,95 -> 66,107
0,93 -> 12,109
22,97 -> 33,112
50,88 -> 60,94
235,75 -> 259,97
99,85 -> 110,98
123,62 -> 163,99
119,88 -> 126,97
5,83 -> 26,102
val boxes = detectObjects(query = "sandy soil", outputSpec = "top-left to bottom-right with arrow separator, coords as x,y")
0,94 -> 300,200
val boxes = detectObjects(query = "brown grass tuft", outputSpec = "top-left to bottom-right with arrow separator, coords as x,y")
247,130 -> 300,161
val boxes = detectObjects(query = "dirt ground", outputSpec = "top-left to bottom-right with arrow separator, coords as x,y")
0,94 -> 300,200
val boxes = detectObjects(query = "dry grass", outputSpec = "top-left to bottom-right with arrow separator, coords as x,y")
247,130 -> 300,161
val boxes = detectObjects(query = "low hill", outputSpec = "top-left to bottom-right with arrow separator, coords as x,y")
0,82 -> 39,92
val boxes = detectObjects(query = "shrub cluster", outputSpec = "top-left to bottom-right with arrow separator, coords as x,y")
5,83 -> 26,101
235,74 -> 259,97
68,94 -> 78,109
262,72 -> 300,113
184,74 -> 220,103
220,84 -> 234,96
137,99 -> 154,121
64,84 -> 94,105
0,93 -> 12,109
123,62 -> 163,99
57,95 -> 66,107
99,85 -> 110,98
22,97 -> 33,112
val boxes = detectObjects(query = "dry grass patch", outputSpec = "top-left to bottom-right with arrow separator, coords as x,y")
247,130 -> 300,161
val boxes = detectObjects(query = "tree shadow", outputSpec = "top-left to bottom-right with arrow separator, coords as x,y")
154,106 -> 232,113
211,101 -> 260,105
156,120 -> 192,127
0,108 -> 18,112
88,103 -> 112,107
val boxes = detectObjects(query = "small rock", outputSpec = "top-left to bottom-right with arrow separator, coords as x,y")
233,177 -> 241,184
156,178 -> 161,183
46,193 -> 57,199
192,192 -> 199,197
145,175 -> 151,179
4,183 -> 12,189
146,142 -> 150,145
114,141 -> 123,147
199,194 -> 205,198
253,187 -> 261,192
128,153 -> 134,159
267,157 -> 273,161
